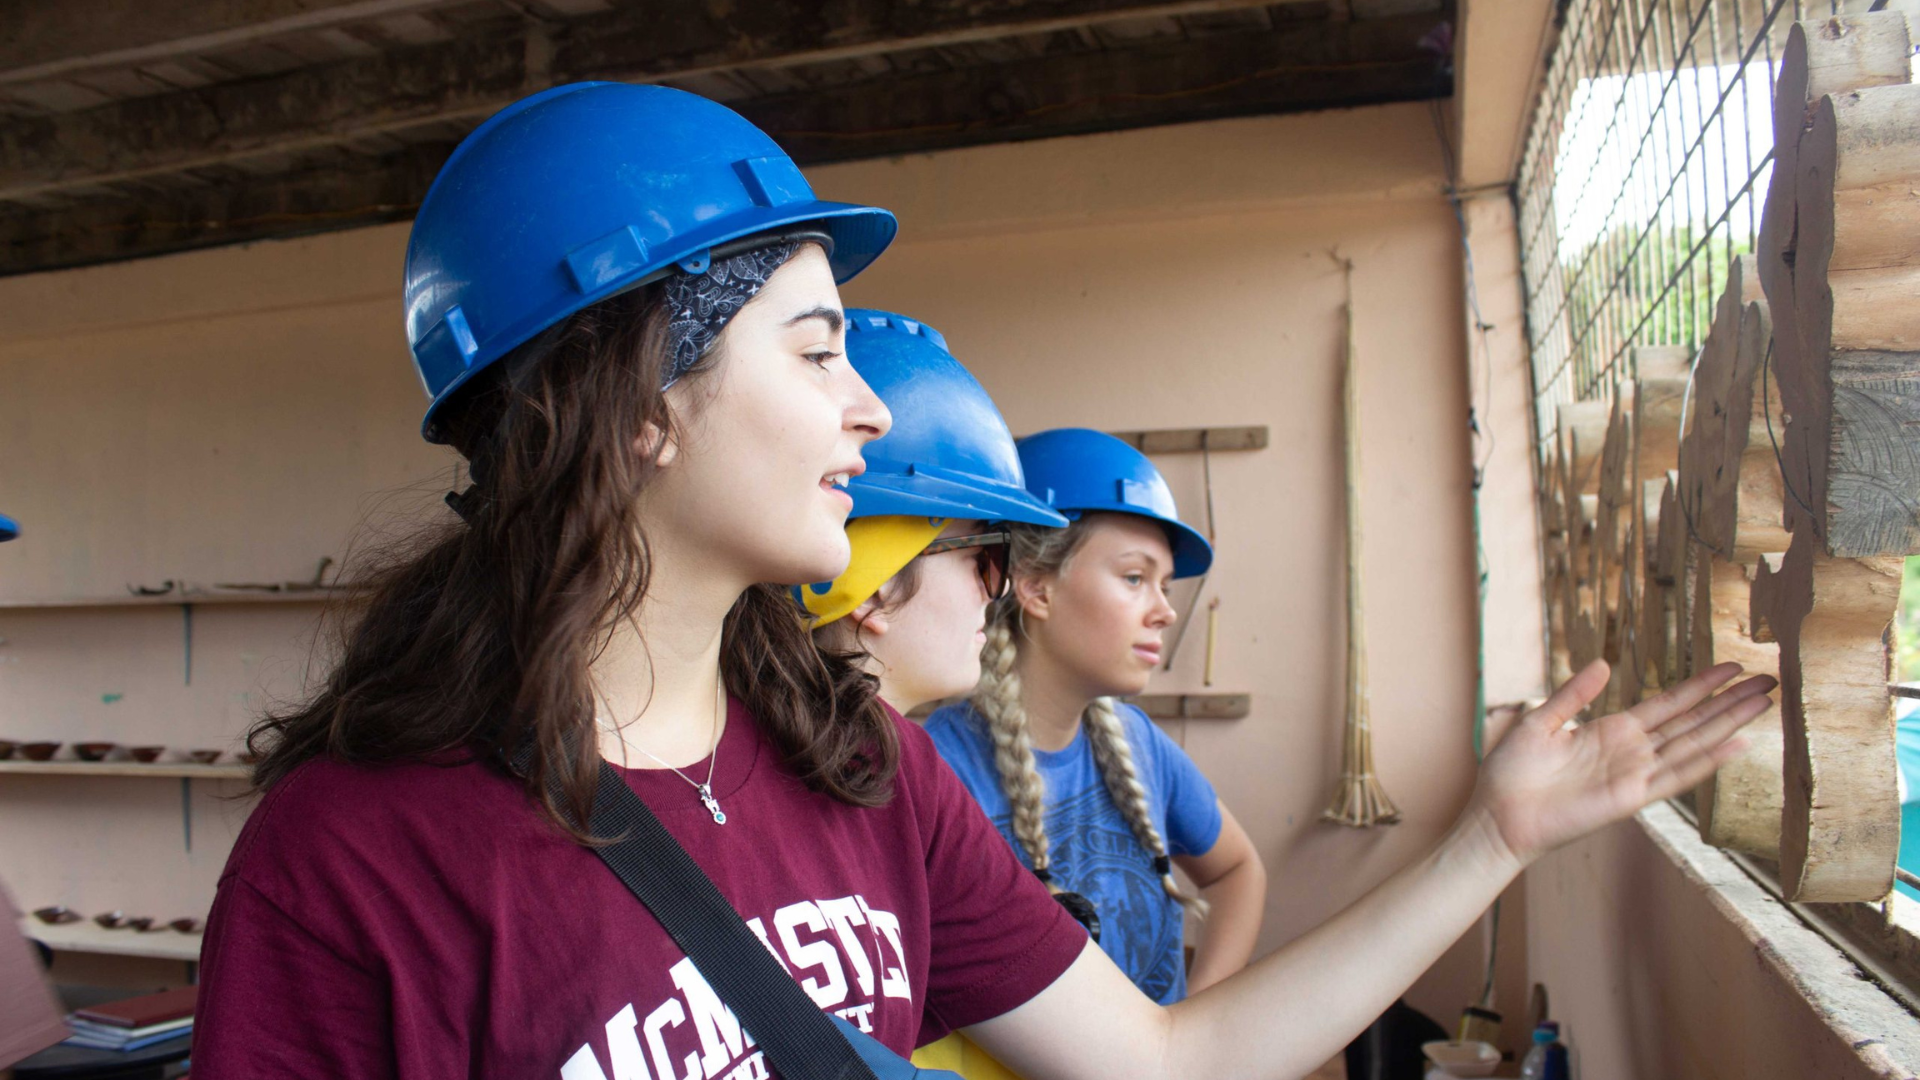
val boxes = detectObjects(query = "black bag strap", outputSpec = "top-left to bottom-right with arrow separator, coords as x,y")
580,759 -> 881,1080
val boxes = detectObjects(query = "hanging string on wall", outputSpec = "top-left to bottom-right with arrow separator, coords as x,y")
1324,253 -> 1401,829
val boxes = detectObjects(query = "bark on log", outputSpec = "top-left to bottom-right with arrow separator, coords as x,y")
1759,14 -> 1913,430
1685,256 -> 1791,562
1769,29 -> 1920,557
1692,555 -> 1786,858
1638,477 -> 1672,694
1765,528 -> 1903,902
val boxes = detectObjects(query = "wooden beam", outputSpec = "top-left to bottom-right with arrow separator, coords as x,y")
0,15 -> 1450,274
1450,0 -> 1557,189
0,0 -> 459,85
0,142 -> 448,275
0,0 -> 1310,203
1109,425 -> 1270,454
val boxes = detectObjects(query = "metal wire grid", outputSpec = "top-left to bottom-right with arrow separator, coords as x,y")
1513,0 -> 1823,444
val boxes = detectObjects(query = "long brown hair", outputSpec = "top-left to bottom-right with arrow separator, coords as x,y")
247,277 -> 898,836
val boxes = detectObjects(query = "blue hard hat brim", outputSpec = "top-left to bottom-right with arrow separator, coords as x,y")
419,199 -> 897,441
852,474 -> 1069,529
1059,506 -> 1212,579
1163,516 -> 1214,579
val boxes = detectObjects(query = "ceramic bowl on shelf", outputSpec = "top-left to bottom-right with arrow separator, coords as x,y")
129,746 -> 166,763
32,906 -> 80,925
74,742 -> 118,762
94,910 -> 128,929
127,916 -> 156,931
0,739 -> 18,760
236,750 -> 261,765
169,918 -> 201,934
187,749 -> 222,765
19,742 -> 60,761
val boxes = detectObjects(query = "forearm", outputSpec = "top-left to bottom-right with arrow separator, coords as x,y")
1164,807 -> 1521,1077
1185,858 -> 1267,994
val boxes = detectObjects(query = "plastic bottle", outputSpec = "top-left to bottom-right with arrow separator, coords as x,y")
1518,1023 -> 1570,1080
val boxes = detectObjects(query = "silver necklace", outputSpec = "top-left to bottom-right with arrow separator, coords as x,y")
619,684 -> 727,825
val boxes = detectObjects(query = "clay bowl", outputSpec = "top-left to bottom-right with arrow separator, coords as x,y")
0,739 -> 17,760
127,916 -> 156,932
186,749 -> 222,765
19,742 -> 60,761
32,906 -> 80,925
236,750 -> 261,765
94,910 -> 128,929
169,918 -> 201,934
128,746 -> 166,763
74,742 -> 118,762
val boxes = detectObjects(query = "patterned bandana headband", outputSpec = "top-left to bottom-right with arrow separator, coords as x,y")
447,232 -> 831,524
661,230 -> 833,387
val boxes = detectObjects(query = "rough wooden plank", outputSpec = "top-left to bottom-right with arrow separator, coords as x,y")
1758,14 -> 1914,396
1686,256 -> 1792,562
0,0 -> 458,83
1765,528 -> 1903,902
1783,81 -> 1920,557
1636,477 -> 1671,694
0,0 -> 1340,202
0,9 -> 1455,273
692,17 -> 1454,163
0,140 -> 448,275
1111,424 -> 1269,453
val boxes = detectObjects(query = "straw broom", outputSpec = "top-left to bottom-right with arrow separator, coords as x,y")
1324,255 -> 1400,828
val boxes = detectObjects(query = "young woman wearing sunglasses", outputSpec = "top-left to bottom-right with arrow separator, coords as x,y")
797,309 -> 1066,725
800,309 -> 1073,1079
191,82 -> 1775,1080
923,429 -> 1266,1006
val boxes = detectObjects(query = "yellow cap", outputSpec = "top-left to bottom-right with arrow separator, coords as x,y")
797,515 -> 947,626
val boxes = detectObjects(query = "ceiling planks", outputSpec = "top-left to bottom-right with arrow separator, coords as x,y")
0,0 -> 1451,275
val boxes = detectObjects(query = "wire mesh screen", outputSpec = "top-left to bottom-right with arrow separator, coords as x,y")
1513,0 -> 1834,438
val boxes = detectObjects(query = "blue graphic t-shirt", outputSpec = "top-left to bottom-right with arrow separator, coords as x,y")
923,701 -> 1223,1004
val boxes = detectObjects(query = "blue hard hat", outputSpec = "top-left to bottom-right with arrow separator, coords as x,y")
404,82 -> 898,442
843,310 -> 1067,529
0,514 -> 15,542
1017,428 -> 1213,578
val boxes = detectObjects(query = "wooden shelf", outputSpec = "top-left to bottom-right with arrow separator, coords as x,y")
0,761 -> 250,779
0,589 -> 345,610
20,919 -> 203,962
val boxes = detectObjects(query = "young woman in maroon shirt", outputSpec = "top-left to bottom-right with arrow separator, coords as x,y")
191,83 -> 1775,1080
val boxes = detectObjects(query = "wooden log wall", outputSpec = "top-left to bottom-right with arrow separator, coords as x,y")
1535,12 -> 1917,903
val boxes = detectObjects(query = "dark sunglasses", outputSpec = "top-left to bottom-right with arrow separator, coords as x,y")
918,531 -> 1012,601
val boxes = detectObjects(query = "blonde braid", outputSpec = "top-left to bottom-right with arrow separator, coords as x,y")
1083,697 -> 1210,919
973,619 -> 1055,880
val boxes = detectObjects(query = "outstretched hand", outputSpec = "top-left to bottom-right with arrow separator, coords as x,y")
1468,660 -> 1776,866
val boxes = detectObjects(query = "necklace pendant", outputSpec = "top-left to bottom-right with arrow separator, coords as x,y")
698,783 -> 726,825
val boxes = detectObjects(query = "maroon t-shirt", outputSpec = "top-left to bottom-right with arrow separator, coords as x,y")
191,701 -> 1085,1079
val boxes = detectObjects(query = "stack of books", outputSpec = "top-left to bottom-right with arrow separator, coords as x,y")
63,985 -> 195,1052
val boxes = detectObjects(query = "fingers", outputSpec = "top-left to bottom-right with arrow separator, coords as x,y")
1528,660 -> 1611,730
1651,732 -> 1755,801
1627,662 -> 1745,729
1649,674 -> 1777,746
1646,695 -> 1775,800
